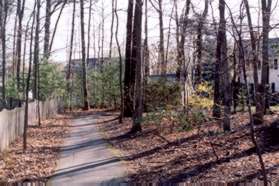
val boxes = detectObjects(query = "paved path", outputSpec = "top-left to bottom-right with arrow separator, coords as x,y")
47,112 -> 128,186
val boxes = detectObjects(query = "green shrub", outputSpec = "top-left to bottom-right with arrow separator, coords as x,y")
144,79 -> 181,112
88,61 -> 121,108
39,61 -> 66,100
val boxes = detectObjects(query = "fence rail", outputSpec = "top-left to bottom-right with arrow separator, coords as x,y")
0,99 -> 61,152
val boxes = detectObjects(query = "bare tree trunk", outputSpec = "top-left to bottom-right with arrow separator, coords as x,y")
165,3 -> 174,64
22,14 -> 33,98
143,0 -> 149,109
195,0 -> 208,84
33,0 -> 41,100
124,0 -> 135,117
243,0 -> 262,124
43,0 -> 51,59
131,0 -> 143,133
213,0 -> 232,131
86,0 -> 93,64
101,0 -> 105,107
114,0 -> 123,123
150,0 -> 165,75
12,17 -> 18,77
16,0 -> 26,94
23,2 -> 36,151
66,0 -> 76,110
109,0 -> 115,58
80,0 -> 89,110
174,0 -> 180,80
261,0 -> 272,115
93,15 -> 96,59
0,0 -> 3,100
220,0 -> 231,131
158,0 -> 165,75
176,0 -> 190,81
0,0 -> 8,102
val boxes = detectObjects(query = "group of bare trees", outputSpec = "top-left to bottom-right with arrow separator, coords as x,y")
0,0 -> 276,171
121,1 -> 275,181
0,0 -> 73,150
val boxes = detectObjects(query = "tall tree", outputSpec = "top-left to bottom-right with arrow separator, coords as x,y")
123,0 -> 135,117
33,0 -> 41,99
243,0 -> 262,123
261,0 -> 272,115
195,0 -> 208,84
150,0 -> 165,75
86,0 -> 93,63
131,0 -> 143,133
0,0 -> 8,102
43,0 -> 51,59
66,0 -> 76,110
176,0 -> 191,81
143,0 -> 150,106
23,2 -> 36,151
109,0 -> 115,58
165,2 -> 174,64
80,0 -> 90,110
114,0 -> 124,123
16,0 -> 26,92
214,0 -> 231,131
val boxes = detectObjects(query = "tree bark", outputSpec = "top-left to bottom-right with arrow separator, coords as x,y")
0,0 -> 8,102
109,0 -> 115,58
143,0 -> 149,109
16,0 -> 26,94
213,0 -> 232,131
86,0 -> 93,64
43,0 -> 51,59
114,0 -> 124,123
123,0 -> 135,117
33,0 -> 41,100
79,0 -> 90,110
176,0 -> 190,81
66,0 -> 76,110
149,0 -> 165,75
23,2 -> 36,151
195,0 -> 208,84
131,0 -> 143,133
261,0 -> 272,114
243,0 -> 263,124
165,3 -> 174,65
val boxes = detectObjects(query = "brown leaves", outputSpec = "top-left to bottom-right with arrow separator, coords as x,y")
99,110 -> 279,183
0,115 -> 70,182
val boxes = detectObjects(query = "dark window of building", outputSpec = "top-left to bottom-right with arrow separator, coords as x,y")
271,83 -> 276,93
275,59 -> 278,70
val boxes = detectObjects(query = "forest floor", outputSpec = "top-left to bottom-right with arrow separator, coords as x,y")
99,110 -> 279,183
0,115 -> 70,182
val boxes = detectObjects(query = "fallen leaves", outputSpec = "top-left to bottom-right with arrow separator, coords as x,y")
98,110 -> 279,183
0,115 -> 70,182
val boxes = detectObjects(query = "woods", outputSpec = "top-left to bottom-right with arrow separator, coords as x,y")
0,0 -> 278,184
